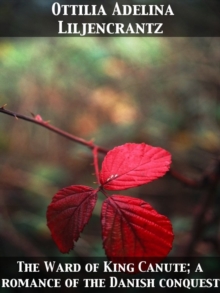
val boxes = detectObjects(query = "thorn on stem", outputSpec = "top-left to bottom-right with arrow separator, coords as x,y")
0,103 -> 7,109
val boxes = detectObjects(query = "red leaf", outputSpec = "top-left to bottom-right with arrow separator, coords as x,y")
47,185 -> 97,253
101,195 -> 173,261
100,143 -> 171,190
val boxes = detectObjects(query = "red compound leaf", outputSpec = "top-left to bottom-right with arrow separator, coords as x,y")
99,143 -> 171,190
47,185 -> 97,253
101,195 -> 173,262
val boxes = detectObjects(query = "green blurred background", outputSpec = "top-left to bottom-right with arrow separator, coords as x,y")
0,37 -> 220,257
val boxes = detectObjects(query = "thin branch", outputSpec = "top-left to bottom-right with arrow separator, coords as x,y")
0,106 -> 108,155
181,159 -> 220,256
169,169 -> 203,188
0,105 -> 206,188
92,147 -> 100,185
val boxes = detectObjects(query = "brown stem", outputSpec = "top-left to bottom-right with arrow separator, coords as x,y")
92,147 -> 100,185
169,169 -> 203,188
0,106 -> 108,155
181,160 -> 220,256
0,105 -> 205,188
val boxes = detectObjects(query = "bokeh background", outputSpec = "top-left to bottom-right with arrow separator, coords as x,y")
0,37 -> 220,258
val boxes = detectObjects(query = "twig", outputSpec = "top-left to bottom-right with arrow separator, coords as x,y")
169,169 -> 204,188
92,147 -> 100,185
181,159 -> 220,256
0,105 -> 207,188
0,106 -> 108,154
